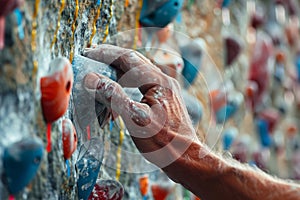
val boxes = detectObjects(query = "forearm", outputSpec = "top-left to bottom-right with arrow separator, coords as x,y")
223,162 -> 300,200
162,140 -> 300,200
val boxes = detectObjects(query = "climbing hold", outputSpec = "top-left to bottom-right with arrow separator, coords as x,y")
285,17 -> 299,47
139,175 -> 149,197
65,159 -> 71,178
0,0 -> 23,50
2,137 -> 44,195
224,37 -> 241,66
256,118 -> 272,147
222,128 -> 238,150
250,12 -> 265,29
258,109 -> 280,134
140,0 -> 184,28
221,0 -> 231,8
276,0 -> 298,16
216,91 -> 243,123
156,25 -> 172,43
151,184 -> 170,200
245,81 -> 258,99
275,51 -> 285,63
209,89 -> 227,113
151,43 -> 184,78
72,55 -> 116,130
215,102 -> 238,124
109,119 -> 114,132
14,9 -> 25,40
180,39 -> 204,88
248,32 -> 273,110
295,52 -> 300,82
76,138 -> 104,200
88,179 -> 124,200
286,123 -> 297,138
41,57 -> 73,152
40,57 -> 73,123
62,119 -> 78,160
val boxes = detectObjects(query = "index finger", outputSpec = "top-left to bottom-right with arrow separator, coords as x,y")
83,44 -> 168,93
83,44 -> 160,75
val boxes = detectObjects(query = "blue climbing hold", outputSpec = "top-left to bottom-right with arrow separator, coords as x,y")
180,39 -> 203,88
222,128 -> 238,150
109,119 -> 114,132
66,159 -> 71,178
295,53 -> 300,82
181,60 -> 199,88
96,0 -> 101,6
175,11 -> 182,23
256,118 -> 272,147
3,137 -> 44,195
215,102 -> 238,124
76,138 -> 104,200
222,0 -> 231,8
140,0 -> 184,28
14,9 -> 24,40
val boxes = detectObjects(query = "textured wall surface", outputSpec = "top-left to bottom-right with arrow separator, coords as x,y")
0,0 -> 133,199
4,0 -> 297,199
0,0 -> 194,199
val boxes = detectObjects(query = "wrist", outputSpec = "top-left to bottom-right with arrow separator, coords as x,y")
162,140 -> 231,192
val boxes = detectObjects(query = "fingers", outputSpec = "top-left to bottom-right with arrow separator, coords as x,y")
83,44 -> 182,111
83,44 -> 159,75
83,72 -> 166,137
83,44 -> 170,93
83,72 -> 141,115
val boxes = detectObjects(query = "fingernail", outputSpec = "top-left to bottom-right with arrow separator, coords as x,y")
83,73 -> 100,90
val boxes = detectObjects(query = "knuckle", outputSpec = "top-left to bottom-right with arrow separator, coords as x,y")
125,50 -> 137,58
161,74 -> 180,92
171,78 -> 181,91
119,50 -> 141,67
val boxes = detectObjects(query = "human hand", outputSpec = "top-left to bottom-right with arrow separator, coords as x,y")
83,44 -> 199,169
82,45 -> 300,200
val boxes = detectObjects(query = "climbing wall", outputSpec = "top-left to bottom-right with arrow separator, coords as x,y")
2,0 -> 300,200
0,0 -> 133,199
0,0 -> 192,199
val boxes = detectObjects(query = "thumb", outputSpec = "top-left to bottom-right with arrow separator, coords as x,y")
83,72 -> 155,131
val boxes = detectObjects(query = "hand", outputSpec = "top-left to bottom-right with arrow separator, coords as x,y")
82,45 -> 300,200
83,44 -> 198,169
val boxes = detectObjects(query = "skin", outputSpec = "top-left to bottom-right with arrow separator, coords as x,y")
83,44 -> 300,200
